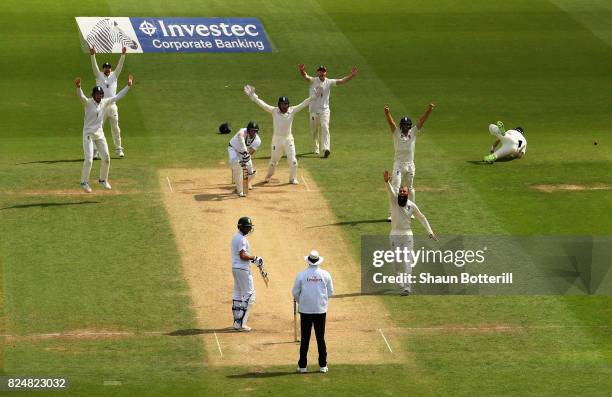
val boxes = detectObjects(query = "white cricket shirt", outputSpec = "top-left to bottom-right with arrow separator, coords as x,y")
231,231 -> 252,271
393,126 -> 420,164
250,95 -> 312,139
308,77 -> 338,113
91,54 -> 125,97
78,86 -> 129,134
229,128 -> 262,155
292,265 -> 334,314
386,181 -> 433,236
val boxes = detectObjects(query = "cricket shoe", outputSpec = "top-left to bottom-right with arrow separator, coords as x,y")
93,151 -> 100,160
239,192 -> 246,197
80,182 -> 92,193
98,180 -> 112,190
387,215 -> 392,222
116,149 -> 125,158
483,154 -> 496,164
248,184 -> 253,190
496,121 -> 506,136
323,149 -> 330,158
400,289 -> 411,296
238,325 -> 251,332
289,179 -> 299,185
319,367 -> 329,373
297,367 -> 307,374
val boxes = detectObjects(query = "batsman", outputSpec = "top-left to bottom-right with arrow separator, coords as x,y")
231,217 -> 268,332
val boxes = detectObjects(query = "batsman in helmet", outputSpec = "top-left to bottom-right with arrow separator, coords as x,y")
227,122 -> 262,197
230,217 -> 268,331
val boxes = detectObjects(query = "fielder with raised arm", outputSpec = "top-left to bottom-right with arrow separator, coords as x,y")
298,64 -> 358,158
75,75 -> 133,193
90,46 -> 127,158
243,84 -> 322,184
228,122 -> 262,197
231,217 -> 267,331
384,104 -> 434,221
384,170 -> 437,295
483,121 -> 527,163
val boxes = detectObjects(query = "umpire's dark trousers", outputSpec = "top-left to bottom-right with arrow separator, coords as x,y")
298,312 -> 327,368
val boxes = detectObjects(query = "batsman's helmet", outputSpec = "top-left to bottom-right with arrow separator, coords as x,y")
399,116 -> 412,128
91,86 -> 105,97
278,96 -> 290,106
246,121 -> 259,133
237,216 -> 254,234
515,127 -> 525,135
218,122 -> 231,134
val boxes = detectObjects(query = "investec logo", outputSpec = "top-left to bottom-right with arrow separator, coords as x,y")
138,19 -> 260,38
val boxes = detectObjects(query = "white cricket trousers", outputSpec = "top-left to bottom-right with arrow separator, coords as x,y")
391,161 -> 416,202
228,147 -> 256,195
232,268 -> 256,303
103,103 -> 122,151
310,109 -> 331,153
81,129 -> 110,183
390,233 -> 415,292
266,135 -> 298,182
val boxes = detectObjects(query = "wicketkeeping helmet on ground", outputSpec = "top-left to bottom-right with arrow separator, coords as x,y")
91,86 -> 105,97
237,216 -> 254,234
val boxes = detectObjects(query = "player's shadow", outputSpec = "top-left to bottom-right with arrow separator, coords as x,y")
165,327 -> 236,336
307,219 -> 389,228
466,157 -> 516,165
0,201 -> 100,210
227,371 -> 316,378
16,159 -> 84,165
256,152 -> 312,160
194,193 -> 241,201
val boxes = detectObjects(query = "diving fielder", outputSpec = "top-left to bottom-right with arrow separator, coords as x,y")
231,217 -> 267,331
90,46 -> 127,158
228,122 -> 262,197
384,170 -> 437,295
298,64 -> 358,158
384,104 -> 435,220
75,75 -> 133,193
243,85 -> 322,184
483,121 -> 527,163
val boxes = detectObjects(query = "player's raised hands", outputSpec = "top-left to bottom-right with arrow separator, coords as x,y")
429,232 -> 438,241
75,77 -> 81,88
122,47 -> 127,54
350,66 -> 358,76
384,106 -> 391,114
89,47 -> 96,55
298,64 -> 305,72
383,170 -> 390,183
428,103 -> 435,111
127,74 -> 134,86
244,85 -> 255,97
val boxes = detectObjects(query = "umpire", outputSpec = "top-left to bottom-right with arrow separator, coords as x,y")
292,250 -> 334,373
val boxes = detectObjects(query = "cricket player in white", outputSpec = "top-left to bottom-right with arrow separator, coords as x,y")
384,170 -> 437,295
243,85 -> 322,184
231,217 -> 266,331
298,64 -> 358,158
484,121 -> 527,163
228,122 -> 262,197
90,47 -> 127,158
384,104 -> 435,220
75,75 -> 133,193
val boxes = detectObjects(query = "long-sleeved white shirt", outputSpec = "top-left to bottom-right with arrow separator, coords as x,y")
91,54 -> 125,97
77,86 -> 129,134
249,94 -> 313,139
292,265 -> 334,314
229,128 -> 261,155
386,181 -> 433,236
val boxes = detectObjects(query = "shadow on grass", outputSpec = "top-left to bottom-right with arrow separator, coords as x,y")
16,159 -> 84,165
227,371 -> 314,379
194,193 -> 240,201
0,201 -> 100,210
165,327 -> 237,336
308,219 -> 389,228
257,152 -> 312,160
466,157 -> 517,165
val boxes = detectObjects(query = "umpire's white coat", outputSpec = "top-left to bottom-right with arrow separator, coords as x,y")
292,265 -> 334,314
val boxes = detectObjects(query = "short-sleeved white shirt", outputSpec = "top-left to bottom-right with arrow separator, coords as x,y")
231,232 -> 251,270
308,77 -> 338,112
393,126 -> 420,164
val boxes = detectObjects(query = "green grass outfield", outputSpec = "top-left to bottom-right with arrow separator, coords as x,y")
1,0 -> 611,395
